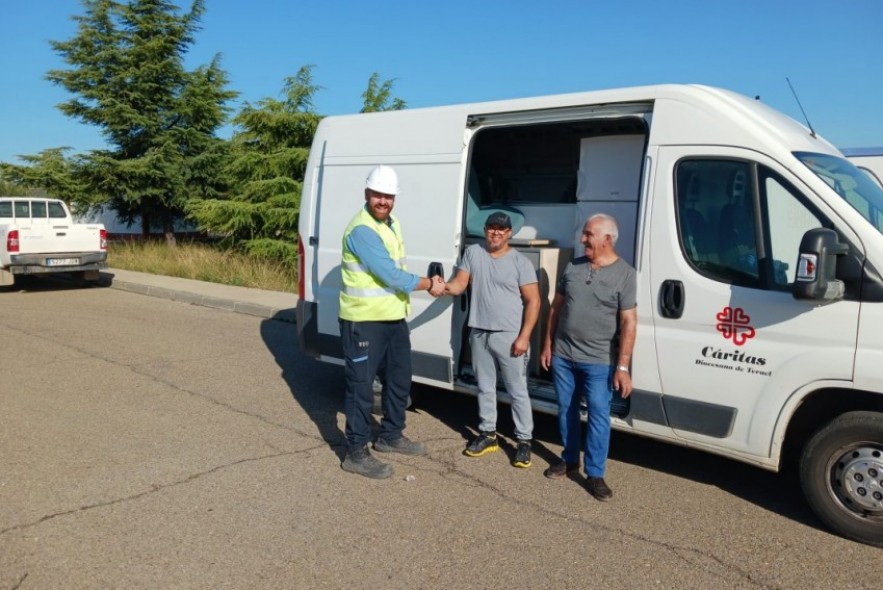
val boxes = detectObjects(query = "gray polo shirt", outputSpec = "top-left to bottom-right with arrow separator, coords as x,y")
553,256 -> 637,365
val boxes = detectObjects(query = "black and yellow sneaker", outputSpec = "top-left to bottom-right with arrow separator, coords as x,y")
513,440 -> 532,468
463,432 -> 499,457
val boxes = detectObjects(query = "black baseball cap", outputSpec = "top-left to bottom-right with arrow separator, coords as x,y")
484,212 -> 512,229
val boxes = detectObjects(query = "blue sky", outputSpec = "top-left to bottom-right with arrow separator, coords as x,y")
2,0 -> 881,164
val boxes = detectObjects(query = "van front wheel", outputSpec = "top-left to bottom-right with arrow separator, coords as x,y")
799,411 -> 883,547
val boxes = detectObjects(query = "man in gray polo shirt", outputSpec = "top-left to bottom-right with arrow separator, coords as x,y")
443,212 -> 541,468
540,213 -> 637,501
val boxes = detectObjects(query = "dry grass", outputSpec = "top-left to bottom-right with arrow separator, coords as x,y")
107,239 -> 296,293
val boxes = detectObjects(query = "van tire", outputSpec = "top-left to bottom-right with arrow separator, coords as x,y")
799,411 -> 883,547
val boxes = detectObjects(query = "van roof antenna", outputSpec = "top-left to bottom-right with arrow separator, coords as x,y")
786,77 -> 816,138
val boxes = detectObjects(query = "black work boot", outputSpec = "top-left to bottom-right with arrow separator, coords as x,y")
341,446 -> 393,479
374,435 -> 427,456
586,476 -> 613,501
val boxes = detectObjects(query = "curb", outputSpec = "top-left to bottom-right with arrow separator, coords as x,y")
98,275 -> 296,324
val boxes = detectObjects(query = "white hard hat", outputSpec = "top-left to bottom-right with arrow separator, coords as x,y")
365,165 -> 399,195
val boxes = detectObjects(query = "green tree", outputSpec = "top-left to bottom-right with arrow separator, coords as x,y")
186,68 -> 407,264
360,72 -> 407,112
187,65 -> 322,264
0,171 -> 43,198
44,0 -> 236,244
0,148 -> 87,205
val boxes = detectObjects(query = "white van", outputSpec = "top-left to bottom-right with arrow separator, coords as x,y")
296,84 -> 883,547
842,147 -> 883,189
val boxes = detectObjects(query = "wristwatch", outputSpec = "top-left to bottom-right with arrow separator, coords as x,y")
616,365 -> 630,373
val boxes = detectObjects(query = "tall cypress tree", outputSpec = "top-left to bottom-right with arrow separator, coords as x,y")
46,0 -> 236,243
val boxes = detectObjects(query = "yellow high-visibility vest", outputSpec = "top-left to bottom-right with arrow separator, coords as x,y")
339,208 -> 410,321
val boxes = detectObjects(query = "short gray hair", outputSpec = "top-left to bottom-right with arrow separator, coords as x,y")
587,213 -> 619,245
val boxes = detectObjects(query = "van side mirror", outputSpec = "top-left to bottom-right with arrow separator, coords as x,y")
428,261 -> 444,279
792,228 -> 848,303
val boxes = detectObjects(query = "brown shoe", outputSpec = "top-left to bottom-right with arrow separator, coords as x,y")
586,477 -> 613,501
543,460 -> 580,479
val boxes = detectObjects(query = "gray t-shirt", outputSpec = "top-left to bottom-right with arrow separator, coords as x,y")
459,244 -> 537,332
553,256 -> 637,364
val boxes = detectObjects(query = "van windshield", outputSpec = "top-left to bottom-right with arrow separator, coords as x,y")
795,151 -> 883,234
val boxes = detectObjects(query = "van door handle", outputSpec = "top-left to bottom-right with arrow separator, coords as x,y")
660,280 -> 685,318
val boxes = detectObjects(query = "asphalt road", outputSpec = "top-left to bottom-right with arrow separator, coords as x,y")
1,278 -> 879,590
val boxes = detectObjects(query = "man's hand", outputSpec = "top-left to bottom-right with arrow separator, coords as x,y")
539,344 -> 552,371
429,275 -> 445,297
511,335 -> 530,357
613,370 -> 633,399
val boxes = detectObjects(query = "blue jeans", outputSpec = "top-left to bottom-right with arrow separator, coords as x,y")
550,355 -> 614,478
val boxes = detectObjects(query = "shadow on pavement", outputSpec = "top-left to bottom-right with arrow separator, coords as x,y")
259,318 -> 348,460
0,274 -> 106,292
605,427 -> 816,528
411,383 -> 821,532
409,383 -> 562,467
256,320 -> 824,536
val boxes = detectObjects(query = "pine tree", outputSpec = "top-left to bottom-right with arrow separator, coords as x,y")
45,0 -> 236,244
186,68 -> 407,265
0,148 -> 87,205
187,65 -> 322,265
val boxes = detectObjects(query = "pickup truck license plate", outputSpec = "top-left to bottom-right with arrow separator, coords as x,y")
46,258 -> 80,267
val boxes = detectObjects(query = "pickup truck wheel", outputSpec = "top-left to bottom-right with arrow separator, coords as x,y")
799,411 -> 883,547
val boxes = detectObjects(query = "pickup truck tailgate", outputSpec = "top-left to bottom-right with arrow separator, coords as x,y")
16,223 -> 105,255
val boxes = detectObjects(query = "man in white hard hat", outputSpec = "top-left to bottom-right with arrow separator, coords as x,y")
338,165 -> 445,479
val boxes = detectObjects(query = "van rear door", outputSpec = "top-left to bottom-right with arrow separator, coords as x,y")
302,110 -> 467,385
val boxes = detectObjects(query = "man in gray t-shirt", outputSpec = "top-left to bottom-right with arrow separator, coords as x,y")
444,212 -> 541,468
540,213 -> 637,501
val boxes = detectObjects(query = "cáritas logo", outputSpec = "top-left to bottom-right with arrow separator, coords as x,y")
716,306 -> 755,346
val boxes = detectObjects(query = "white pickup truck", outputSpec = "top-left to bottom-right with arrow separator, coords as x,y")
0,197 -> 107,286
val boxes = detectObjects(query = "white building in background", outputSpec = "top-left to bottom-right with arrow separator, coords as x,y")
73,206 -> 198,234
842,147 -> 883,188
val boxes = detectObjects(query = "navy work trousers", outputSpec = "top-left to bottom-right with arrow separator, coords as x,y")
340,318 -> 412,452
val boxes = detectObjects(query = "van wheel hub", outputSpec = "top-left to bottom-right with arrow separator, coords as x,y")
830,444 -> 883,514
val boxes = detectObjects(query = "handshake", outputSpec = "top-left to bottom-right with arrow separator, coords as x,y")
428,275 -> 446,298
